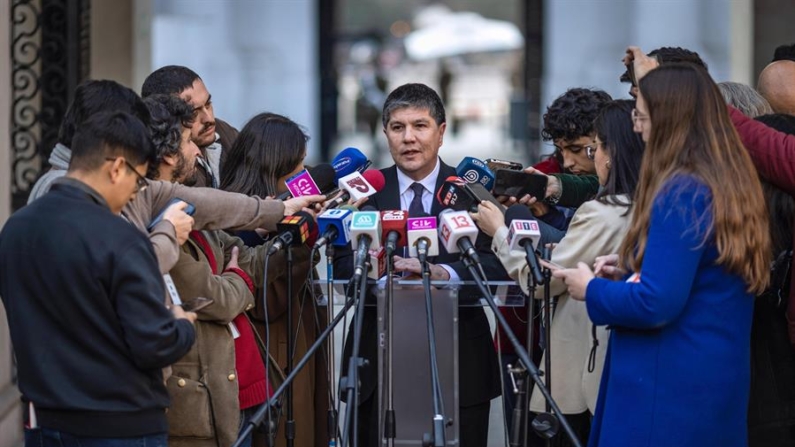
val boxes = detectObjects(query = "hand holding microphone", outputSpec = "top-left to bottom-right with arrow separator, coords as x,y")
469,200 -> 505,238
325,170 -> 386,210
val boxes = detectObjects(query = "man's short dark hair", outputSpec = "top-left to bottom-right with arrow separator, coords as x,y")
143,95 -> 194,179
772,43 -> 795,62
382,83 -> 445,128
620,46 -> 709,84
141,65 -> 201,98
58,80 -> 150,148
69,111 -> 155,172
541,88 -> 612,142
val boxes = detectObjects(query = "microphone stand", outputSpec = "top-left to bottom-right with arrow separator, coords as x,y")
340,246 -> 371,447
459,256 -> 582,447
541,246 -> 554,443
285,245 -> 296,447
233,295 -> 357,447
325,244 -> 339,446
509,269 -> 541,447
419,251 -> 446,447
384,248 -> 396,447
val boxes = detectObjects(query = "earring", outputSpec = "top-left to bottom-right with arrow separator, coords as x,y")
606,159 -> 611,169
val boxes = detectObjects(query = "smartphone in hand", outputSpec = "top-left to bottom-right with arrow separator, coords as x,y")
147,197 -> 196,232
180,297 -> 214,312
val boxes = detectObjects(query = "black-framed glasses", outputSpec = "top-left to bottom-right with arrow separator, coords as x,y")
106,157 -> 148,192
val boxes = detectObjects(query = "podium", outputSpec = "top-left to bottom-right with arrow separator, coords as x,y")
379,281 -> 524,447
318,280 -> 524,447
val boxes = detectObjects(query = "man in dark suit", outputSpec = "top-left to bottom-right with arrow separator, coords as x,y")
336,83 -> 506,447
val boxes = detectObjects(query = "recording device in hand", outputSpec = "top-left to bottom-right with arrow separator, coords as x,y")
438,210 -> 481,265
326,169 -> 386,209
180,297 -> 214,312
331,147 -> 371,180
407,216 -> 439,260
315,208 -> 354,249
455,156 -> 495,190
485,158 -> 523,172
504,205 -> 544,285
436,176 -> 504,213
147,197 -> 196,232
267,211 -> 316,255
277,164 -> 338,200
492,169 -> 548,200
380,210 -> 408,256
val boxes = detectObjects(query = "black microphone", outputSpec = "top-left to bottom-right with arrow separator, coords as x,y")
267,211 -> 317,255
503,205 -> 544,285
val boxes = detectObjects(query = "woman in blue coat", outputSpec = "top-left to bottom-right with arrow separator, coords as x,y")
554,59 -> 772,446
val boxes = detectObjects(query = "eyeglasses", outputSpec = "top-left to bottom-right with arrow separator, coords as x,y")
631,108 -> 649,123
106,157 -> 148,192
586,144 -> 597,160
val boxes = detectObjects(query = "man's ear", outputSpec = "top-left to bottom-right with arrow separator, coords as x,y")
107,158 -> 125,185
162,154 -> 178,167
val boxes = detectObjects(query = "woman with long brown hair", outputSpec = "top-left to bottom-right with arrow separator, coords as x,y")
554,60 -> 770,446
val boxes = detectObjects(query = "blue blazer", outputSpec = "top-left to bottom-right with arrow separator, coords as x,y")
585,175 -> 754,447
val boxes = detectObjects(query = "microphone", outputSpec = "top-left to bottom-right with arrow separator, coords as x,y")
436,175 -> 503,213
267,211 -> 316,255
314,207 -> 354,249
407,216 -> 439,262
504,205 -> 544,285
380,210 -> 408,257
438,209 -> 481,265
456,156 -> 495,190
326,170 -> 386,209
277,164 -> 338,200
368,247 -> 387,280
332,147 -> 371,179
349,211 -> 382,282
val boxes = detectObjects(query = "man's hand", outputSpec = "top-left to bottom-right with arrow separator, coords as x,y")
283,195 -> 326,216
392,256 -> 451,281
551,262 -> 595,301
623,46 -> 660,83
170,304 -> 197,324
162,201 -> 194,245
469,201 -> 505,237
225,246 -> 240,271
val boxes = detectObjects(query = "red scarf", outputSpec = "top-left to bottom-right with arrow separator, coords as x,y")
190,230 -> 273,409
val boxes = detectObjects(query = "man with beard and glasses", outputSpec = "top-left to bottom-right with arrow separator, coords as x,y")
142,65 -> 237,188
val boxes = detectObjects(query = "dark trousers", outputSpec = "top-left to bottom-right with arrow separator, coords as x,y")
25,428 -> 167,447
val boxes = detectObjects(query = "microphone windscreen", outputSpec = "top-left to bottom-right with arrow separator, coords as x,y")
332,147 -> 369,179
308,164 -> 338,194
504,204 -> 535,225
362,170 -> 386,193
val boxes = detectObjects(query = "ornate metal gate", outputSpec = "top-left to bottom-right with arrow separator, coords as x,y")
10,0 -> 90,210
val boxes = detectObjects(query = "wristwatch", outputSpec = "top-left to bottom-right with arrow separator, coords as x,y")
544,176 -> 562,205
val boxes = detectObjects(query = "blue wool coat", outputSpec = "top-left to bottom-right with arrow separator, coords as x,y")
585,175 -> 754,447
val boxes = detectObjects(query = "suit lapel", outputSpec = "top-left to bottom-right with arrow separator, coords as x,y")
375,165 -> 401,211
